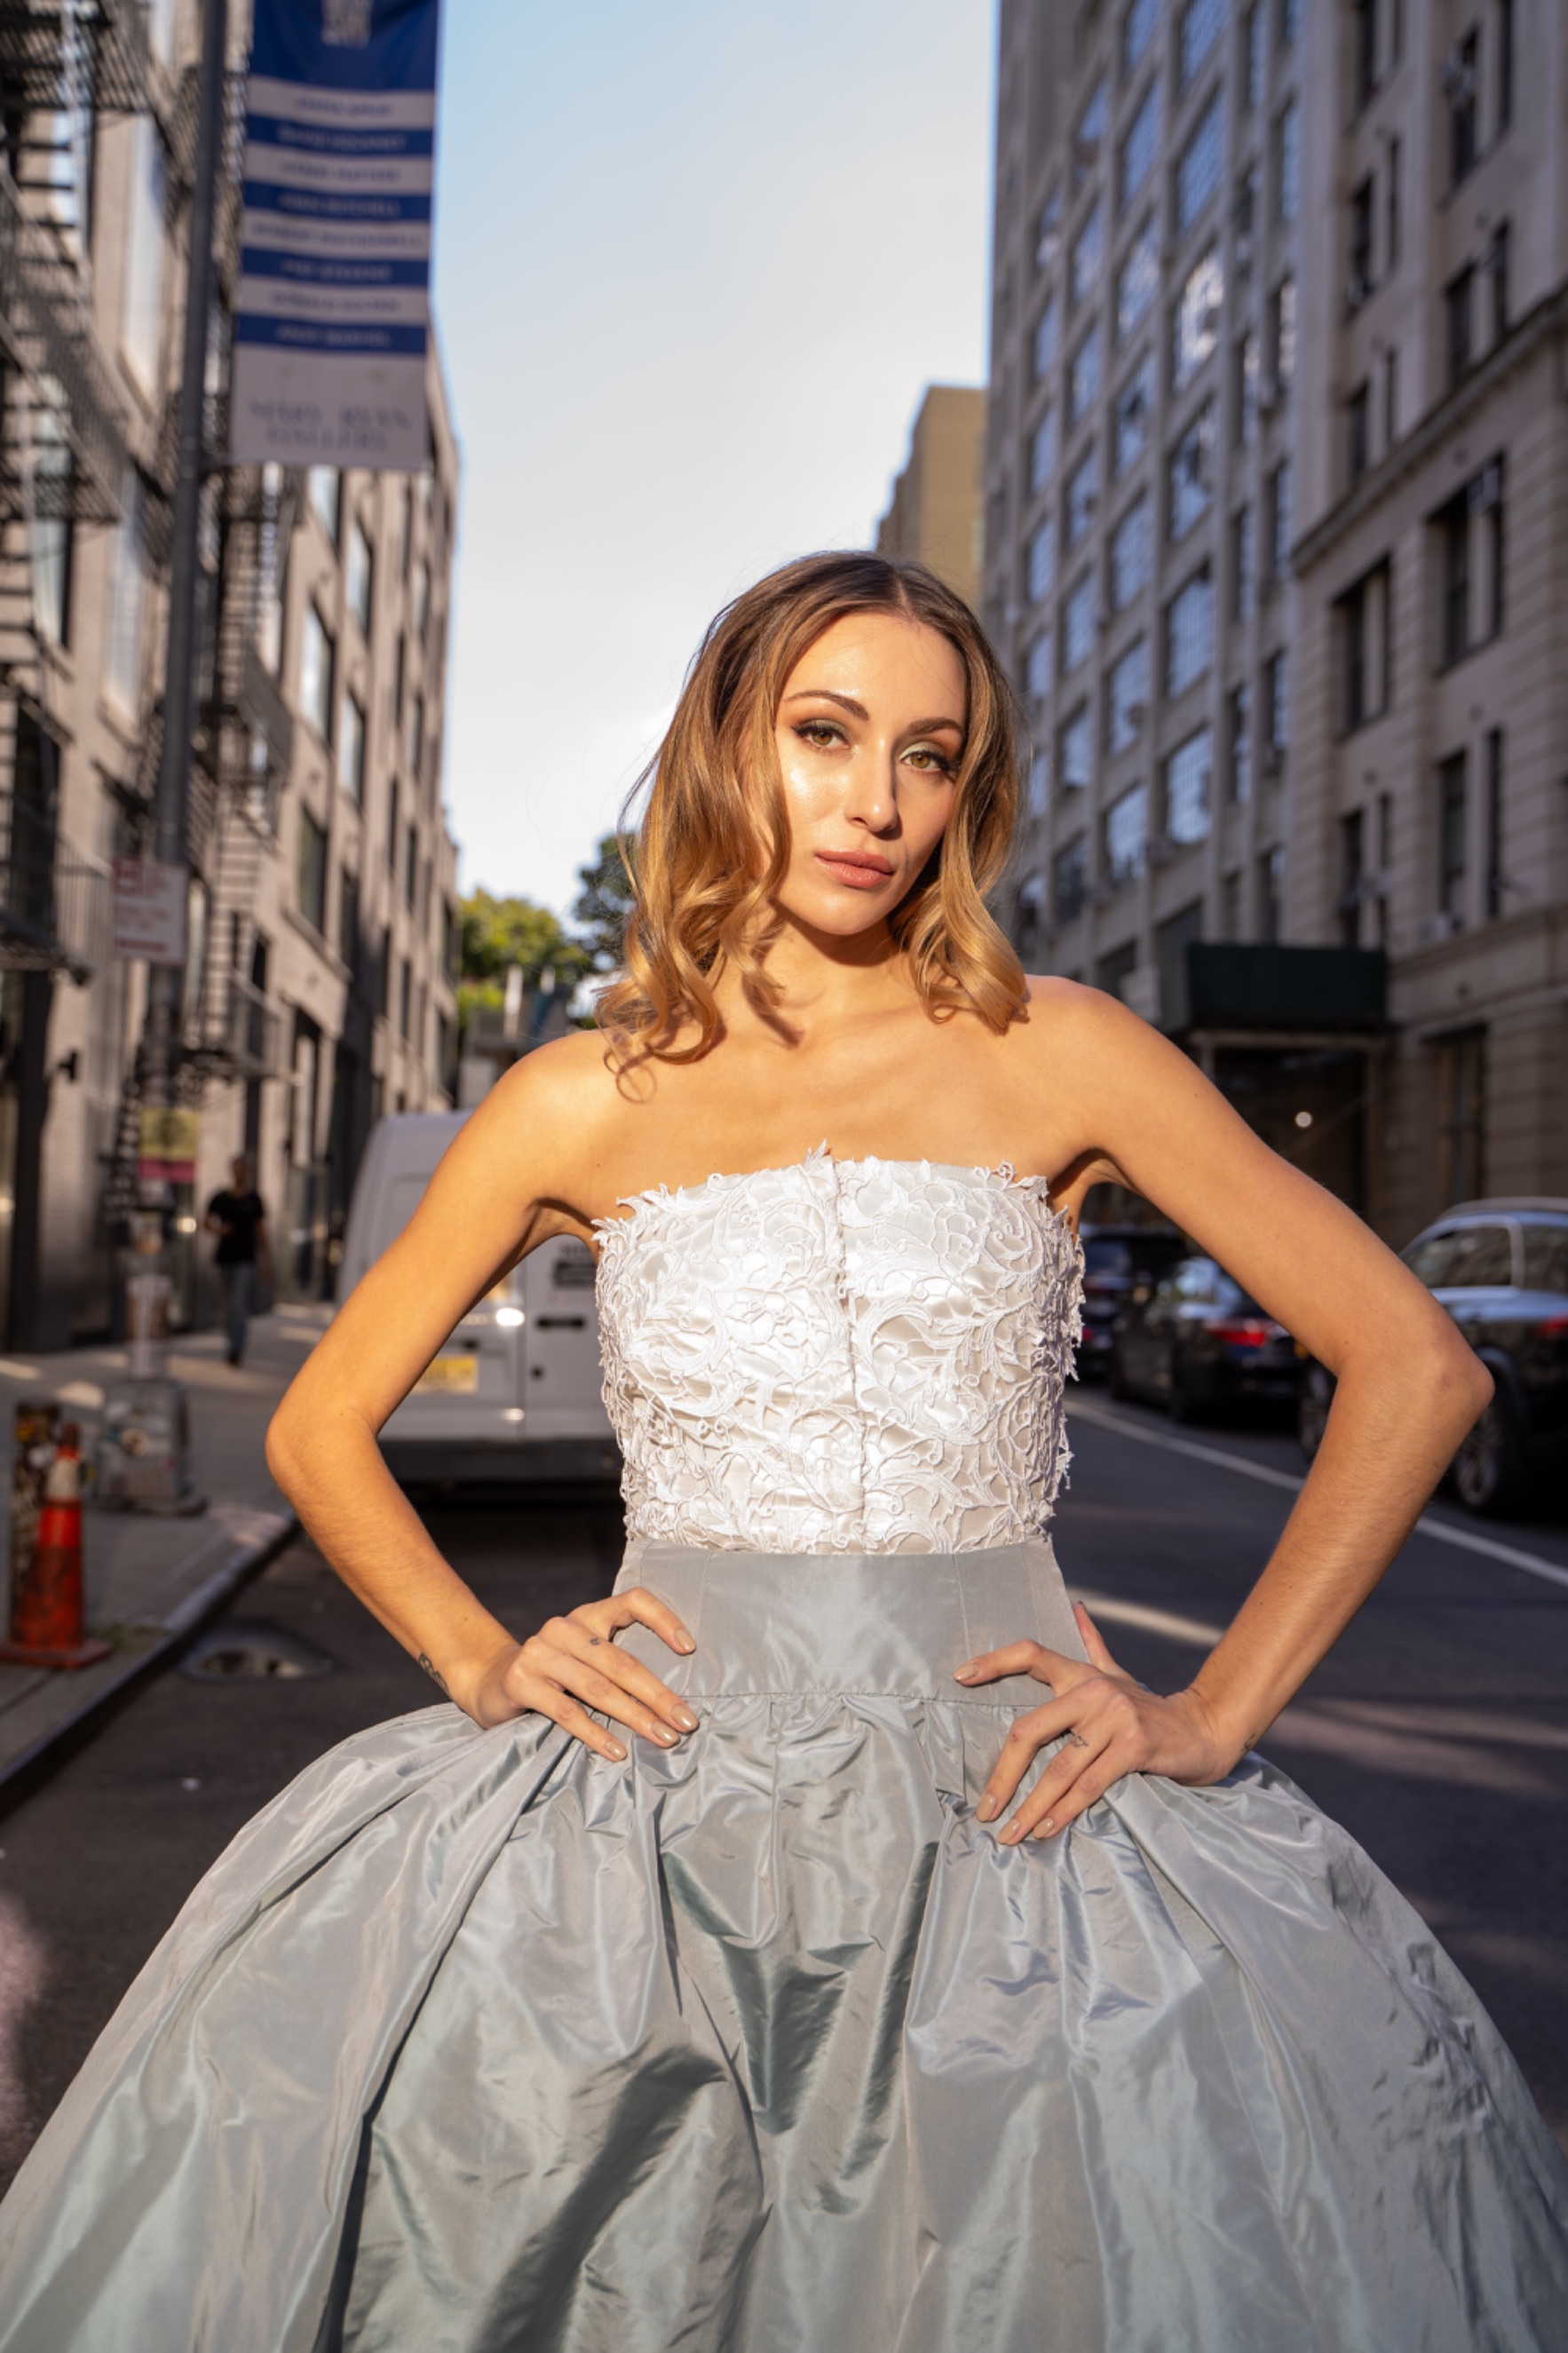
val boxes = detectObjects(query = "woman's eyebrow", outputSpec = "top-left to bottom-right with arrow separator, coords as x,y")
781,688 -> 965,735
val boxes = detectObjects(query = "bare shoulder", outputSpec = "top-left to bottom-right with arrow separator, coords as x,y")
434,1028 -> 625,1211
1010,973 -> 1183,1086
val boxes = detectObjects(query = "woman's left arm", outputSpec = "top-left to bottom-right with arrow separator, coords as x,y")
960,982 -> 1493,1843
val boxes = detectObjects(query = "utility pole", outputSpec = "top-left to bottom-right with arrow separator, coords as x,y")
111,0 -> 228,1507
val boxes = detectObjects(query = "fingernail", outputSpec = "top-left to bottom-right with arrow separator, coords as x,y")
976,1794 -> 999,1822
954,1662 -> 978,1680
1037,1817 -> 1056,1839
999,1822 -> 1022,1844
677,1634 -> 696,1654
671,1705 -> 699,1732
650,1727 -> 677,1746
606,1741 -> 627,1762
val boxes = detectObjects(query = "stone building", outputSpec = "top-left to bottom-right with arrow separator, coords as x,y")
983,0 -> 1565,1239
875,384 -> 987,606
0,1 -> 459,1346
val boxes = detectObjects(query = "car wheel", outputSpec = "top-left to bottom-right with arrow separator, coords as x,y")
1451,1395 -> 1534,1517
1298,1365 -> 1333,1463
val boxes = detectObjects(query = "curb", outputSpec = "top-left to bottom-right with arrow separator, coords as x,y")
0,1509 -> 299,1820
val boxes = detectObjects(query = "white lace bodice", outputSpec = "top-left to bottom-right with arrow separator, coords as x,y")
594,1148 -> 1082,1556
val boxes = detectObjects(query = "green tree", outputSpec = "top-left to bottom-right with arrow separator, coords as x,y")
570,831 -> 638,971
456,891 -> 590,1030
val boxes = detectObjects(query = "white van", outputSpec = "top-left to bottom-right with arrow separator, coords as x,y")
337,1112 -> 620,1485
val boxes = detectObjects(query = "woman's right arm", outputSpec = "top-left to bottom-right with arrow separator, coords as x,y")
264,1038 -> 698,1755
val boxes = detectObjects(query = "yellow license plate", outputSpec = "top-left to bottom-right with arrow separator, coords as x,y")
416,1353 -> 479,1395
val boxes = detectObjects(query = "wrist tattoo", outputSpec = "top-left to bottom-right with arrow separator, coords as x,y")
417,1652 -> 449,1695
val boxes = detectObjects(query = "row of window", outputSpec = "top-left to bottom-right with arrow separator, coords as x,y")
297,601 -> 432,804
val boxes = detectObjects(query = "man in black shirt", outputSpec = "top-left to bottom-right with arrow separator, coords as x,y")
205,1156 -> 273,1367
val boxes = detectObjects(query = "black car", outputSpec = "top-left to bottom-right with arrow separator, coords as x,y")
1299,1197 -> 1568,1515
1076,1224 -> 1187,1381
1110,1254 -> 1301,1421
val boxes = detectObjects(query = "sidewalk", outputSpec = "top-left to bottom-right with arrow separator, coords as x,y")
0,1304 -> 329,1795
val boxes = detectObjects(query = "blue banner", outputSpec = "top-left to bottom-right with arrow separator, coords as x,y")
229,0 -> 442,470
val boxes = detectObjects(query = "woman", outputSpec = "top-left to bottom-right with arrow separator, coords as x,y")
3,553 -> 1564,2349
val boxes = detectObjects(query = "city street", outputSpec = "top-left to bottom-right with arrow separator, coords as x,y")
1,1395 -> 1564,2192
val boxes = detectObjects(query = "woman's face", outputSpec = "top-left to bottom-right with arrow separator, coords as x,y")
768,611 -> 967,940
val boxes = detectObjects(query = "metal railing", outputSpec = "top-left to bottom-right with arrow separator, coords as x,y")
0,160 -> 131,524
0,786 -> 108,978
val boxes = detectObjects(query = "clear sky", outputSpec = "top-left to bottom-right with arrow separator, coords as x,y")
430,0 -> 995,919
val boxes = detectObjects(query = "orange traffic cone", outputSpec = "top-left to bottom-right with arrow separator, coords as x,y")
0,1422 -> 110,1669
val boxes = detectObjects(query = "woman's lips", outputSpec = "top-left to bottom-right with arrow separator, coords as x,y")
816,852 -> 894,890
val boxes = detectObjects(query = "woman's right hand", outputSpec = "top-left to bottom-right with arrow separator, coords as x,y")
463,1588 -> 701,1759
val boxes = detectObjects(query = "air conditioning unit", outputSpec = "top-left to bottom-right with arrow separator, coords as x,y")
1418,908 -> 1463,946
1148,831 -> 1177,867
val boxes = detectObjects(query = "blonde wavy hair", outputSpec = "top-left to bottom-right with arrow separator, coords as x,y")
597,551 -> 1027,1067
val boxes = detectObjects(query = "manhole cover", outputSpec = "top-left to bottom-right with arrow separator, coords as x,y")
179,1620 -> 337,1682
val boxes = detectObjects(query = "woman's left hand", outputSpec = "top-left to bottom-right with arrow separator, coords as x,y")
954,1604 -> 1237,1843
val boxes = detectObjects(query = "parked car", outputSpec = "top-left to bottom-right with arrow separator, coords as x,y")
337,1112 -> 620,1486
1076,1223 -> 1188,1381
1109,1255 -> 1301,1422
1298,1197 -> 1568,1517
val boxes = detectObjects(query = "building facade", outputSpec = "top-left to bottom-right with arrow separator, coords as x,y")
985,0 -> 1566,1241
0,0 -> 459,1347
875,384 -> 987,606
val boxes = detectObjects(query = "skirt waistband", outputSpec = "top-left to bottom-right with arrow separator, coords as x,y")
612,1538 -> 1088,1702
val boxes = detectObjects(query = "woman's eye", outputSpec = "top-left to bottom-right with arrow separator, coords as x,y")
905,747 -> 954,774
796,721 -> 842,749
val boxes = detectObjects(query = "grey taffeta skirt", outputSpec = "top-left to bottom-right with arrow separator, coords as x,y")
2,1537 -> 1566,2352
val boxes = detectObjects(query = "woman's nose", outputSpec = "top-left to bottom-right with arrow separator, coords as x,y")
843,748 -> 899,833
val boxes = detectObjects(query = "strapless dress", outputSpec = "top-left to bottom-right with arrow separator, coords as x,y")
1,1150 -> 1564,2351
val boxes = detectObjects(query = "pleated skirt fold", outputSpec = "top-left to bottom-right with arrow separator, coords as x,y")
1,1538 -> 1565,2352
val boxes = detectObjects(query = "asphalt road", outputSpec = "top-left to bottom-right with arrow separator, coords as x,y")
1,1406 -> 1564,2198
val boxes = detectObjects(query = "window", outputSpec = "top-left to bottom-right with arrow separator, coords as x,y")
1445,265 -> 1473,388
1178,0 -> 1223,91
1437,459 -> 1505,666
1437,751 -> 1468,923
386,776 -> 399,872
1348,178 -> 1374,308
1487,221 -> 1510,343
413,562 -> 430,645
1105,784 -> 1148,885
105,471 -> 146,713
1387,135 -> 1401,270
1097,940 -> 1140,999
1118,81 -> 1160,211
1279,0 -> 1300,45
1027,519 -> 1056,602
121,117 -> 166,395
1068,327 -> 1102,424
1115,217 -> 1160,343
1026,749 -> 1050,818
1035,181 -> 1065,270
1071,198 -> 1105,308
1263,647 -> 1289,758
1347,383 -> 1371,485
1499,0 -> 1515,133
400,957 -> 413,1042
1175,91 -> 1223,234
1223,868 -> 1244,938
338,690 -> 366,802
1065,447 -> 1098,547
1074,76 -> 1109,189
297,804 -> 328,932
1384,346 -> 1399,448
1060,704 -> 1093,790
1033,296 -> 1061,380
1376,788 -> 1393,944
307,466 -> 342,544
1259,842 -> 1285,941
1268,274 -> 1296,388
345,519 -> 372,633
1026,631 -> 1051,702
1339,808 -> 1365,946
405,821 -> 419,910
1339,560 -> 1391,730
1166,569 -> 1214,695
409,688 -> 425,780
298,605 -> 335,741
1062,574 -> 1096,673
1168,401 -> 1215,540
1016,873 -> 1046,959
1521,1224 -> 1568,1295
1233,161 -> 1258,246
1273,99 -> 1299,224
1107,636 -> 1149,754
1030,407 -> 1059,493
1122,0 -> 1159,77
1054,835 -> 1089,923
1165,726 -> 1212,843
1243,3 -> 1265,108
1228,684 -> 1252,801
1353,0 -> 1377,108
1437,1030 -> 1485,1203
1113,353 -> 1153,475
1174,248 -> 1223,388
339,865 -> 360,974
1485,728 -> 1505,918
1231,504 -> 1255,621
1234,331 -> 1259,444
1267,461 -> 1292,576
1110,494 -> 1152,610
1447,29 -> 1478,186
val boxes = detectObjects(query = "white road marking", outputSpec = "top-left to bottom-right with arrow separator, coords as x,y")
1068,1399 -> 1568,1592
1068,1588 -> 1225,1647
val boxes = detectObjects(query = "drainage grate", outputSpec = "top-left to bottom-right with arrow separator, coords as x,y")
179,1620 -> 337,1682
